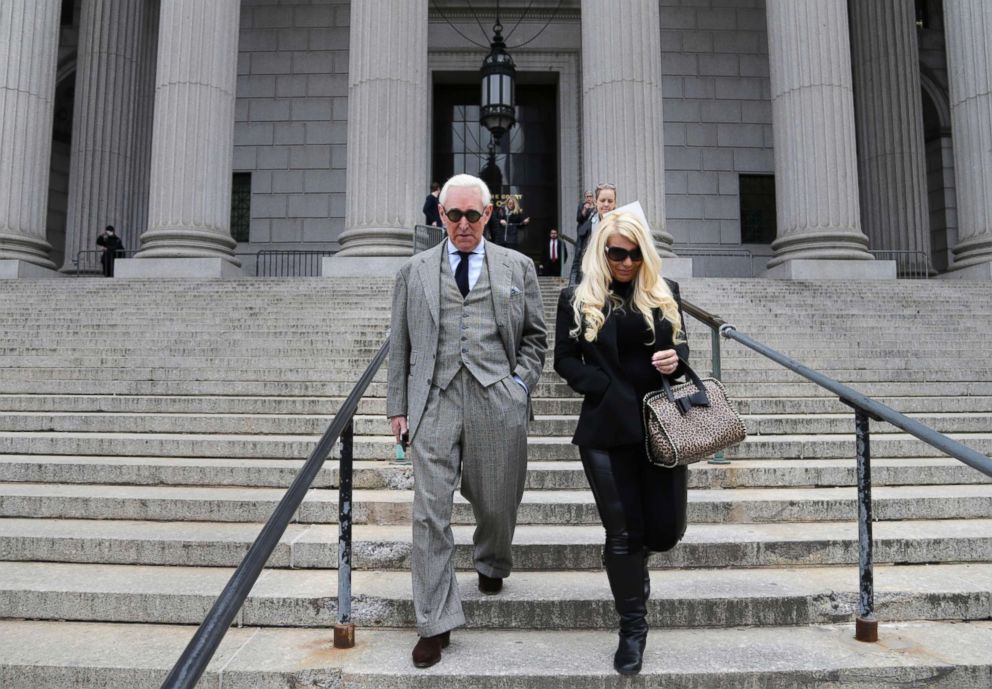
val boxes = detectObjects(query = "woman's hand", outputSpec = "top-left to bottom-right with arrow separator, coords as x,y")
651,349 -> 679,376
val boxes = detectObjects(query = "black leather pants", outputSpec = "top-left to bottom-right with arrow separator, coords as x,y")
579,444 -> 688,556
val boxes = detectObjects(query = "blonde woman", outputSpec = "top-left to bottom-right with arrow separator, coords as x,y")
553,211 -> 689,676
497,196 -> 529,249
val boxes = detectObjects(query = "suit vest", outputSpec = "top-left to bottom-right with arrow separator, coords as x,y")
433,252 -> 511,389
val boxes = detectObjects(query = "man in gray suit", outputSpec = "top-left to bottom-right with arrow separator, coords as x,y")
387,173 -> 547,668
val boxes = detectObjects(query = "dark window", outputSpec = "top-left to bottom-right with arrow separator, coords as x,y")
231,173 -> 251,242
60,0 -> 74,25
739,174 -> 776,244
915,0 -> 929,29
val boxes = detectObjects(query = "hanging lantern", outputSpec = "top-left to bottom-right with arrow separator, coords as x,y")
479,20 -> 516,143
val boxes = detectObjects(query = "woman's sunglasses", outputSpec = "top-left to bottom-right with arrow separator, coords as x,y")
443,208 -> 484,223
605,246 -> 643,262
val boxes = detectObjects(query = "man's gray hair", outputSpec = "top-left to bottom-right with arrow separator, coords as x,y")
439,174 -> 492,207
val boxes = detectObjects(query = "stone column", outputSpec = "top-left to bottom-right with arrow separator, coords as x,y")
332,0 -> 428,266
580,0 -> 679,260
942,0 -> 992,278
0,0 -> 61,277
118,0 -> 241,278
850,0 -> 931,275
126,0 -> 161,256
60,0 -> 147,272
764,0 -> 890,279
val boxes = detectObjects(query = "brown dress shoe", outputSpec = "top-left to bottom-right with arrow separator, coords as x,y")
412,631 -> 450,668
478,572 -> 503,594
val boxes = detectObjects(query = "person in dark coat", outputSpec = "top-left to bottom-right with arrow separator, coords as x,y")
96,225 -> 125,277
540,228 -> 568,276
422,182 -> 442,227
496,196 -> 529,250
554,211 -> 689,676
576,190 -> 594,229
569,183 -> 616,286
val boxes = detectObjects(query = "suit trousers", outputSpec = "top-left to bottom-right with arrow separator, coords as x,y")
579,444 -> 688,556
410,367 -> 529,636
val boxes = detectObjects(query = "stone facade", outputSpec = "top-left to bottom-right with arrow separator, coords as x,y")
4,0 -> 990,278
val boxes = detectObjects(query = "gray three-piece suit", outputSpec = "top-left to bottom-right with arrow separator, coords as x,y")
386,239 -> 547,636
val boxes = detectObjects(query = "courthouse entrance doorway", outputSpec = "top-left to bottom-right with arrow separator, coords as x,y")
432,77 -> 559,263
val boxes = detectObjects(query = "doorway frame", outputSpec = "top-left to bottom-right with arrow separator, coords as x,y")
428,50 -> 581,240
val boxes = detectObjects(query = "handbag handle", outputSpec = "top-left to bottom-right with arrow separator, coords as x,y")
660,359 -> 711,415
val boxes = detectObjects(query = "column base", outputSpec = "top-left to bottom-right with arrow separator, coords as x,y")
114,258 -> 243,278
661,257 -> 693,279
321,255 -> 411,277
763,259 -> 896,280
939,261 -> 992,280
0,260 -> 64,279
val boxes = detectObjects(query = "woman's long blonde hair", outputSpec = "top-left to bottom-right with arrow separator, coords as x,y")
569,212 -> 684,344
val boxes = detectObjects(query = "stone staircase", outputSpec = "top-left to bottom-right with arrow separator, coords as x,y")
1,276 -> 991,687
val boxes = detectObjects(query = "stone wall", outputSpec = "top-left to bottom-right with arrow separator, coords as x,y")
235,0 -> 350,249
659,0 -> 773,252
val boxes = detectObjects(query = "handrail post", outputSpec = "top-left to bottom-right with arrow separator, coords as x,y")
854,408 -> 878,642
708,321 -> 730,465
334,420 -> 356,648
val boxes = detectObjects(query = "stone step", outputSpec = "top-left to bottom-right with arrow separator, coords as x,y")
0,456 -> 985,491
2,411 -> 989,436
2,482 -> 989,525
2,392 -> 990,417
2,430 -> 990,460
1,619 -> 992,689
25,618 -> 992,689
1,561 -> 989,630
2,518 -> 991,569
3,378 -> 990,398
2,367 -> 989,389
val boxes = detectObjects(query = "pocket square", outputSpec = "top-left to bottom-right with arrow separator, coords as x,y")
509,286 -> 522,297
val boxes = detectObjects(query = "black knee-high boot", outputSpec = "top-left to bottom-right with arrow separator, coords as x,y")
643,549 -> 651,601
604,551 -> 648,675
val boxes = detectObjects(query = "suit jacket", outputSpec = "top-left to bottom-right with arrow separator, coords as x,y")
540,238 -> 568,276
576,202 -> 594,227
387,241 -> 548,437
422,194 -> 441,227
568,215 -> 594,286
554,279 -> 689,449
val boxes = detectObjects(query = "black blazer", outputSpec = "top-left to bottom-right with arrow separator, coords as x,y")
568,215 -> 594,285
540,238 -> 568,276
554,279 -> 689,449
422,193 -> 441,227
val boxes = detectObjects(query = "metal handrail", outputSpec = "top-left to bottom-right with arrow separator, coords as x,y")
73,249 -> 134,275
720,325 -> 992,479
869,250 -> 932,279
159,337 -> 391,689
677,298 -> 992,644
413,224 -> 446,254
255,249 -> 334,277
680,300 -> 729,464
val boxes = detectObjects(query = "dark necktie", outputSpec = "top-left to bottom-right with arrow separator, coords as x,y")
455,251 -> 471,297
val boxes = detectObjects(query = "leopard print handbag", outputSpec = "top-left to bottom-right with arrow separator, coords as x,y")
642,362 -> 747,468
